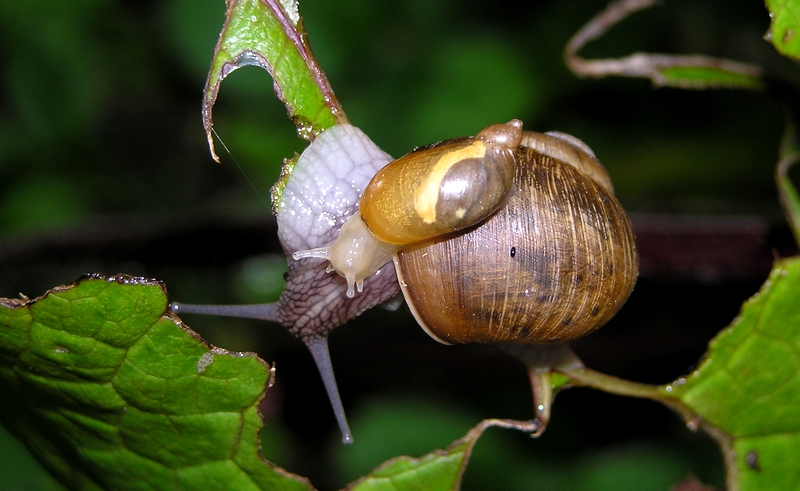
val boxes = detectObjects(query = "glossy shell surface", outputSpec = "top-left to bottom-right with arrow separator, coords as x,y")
394,140 -> 638,344
360,121 -> 521,245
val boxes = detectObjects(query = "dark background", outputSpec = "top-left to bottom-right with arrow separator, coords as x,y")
1,0 -> 798,489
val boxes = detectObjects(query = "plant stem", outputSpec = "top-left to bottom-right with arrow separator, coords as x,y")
558,366 -> 696,423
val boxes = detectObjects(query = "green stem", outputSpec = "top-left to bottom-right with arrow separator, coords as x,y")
523,368 -> 552,435
558,366 -> 695,424
501,343 -> 582,434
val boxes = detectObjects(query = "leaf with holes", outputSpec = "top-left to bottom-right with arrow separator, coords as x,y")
203,0 -> 346,163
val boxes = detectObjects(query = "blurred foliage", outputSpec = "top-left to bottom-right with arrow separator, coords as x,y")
0,423 -> 64,491
0,0 -> 792,243
1,0 -> 797,489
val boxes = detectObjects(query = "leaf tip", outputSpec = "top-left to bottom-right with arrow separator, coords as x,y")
207,130 -> 221,163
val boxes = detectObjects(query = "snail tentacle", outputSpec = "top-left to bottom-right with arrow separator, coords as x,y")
170,301 -> 282,321
305,336 -> 353,444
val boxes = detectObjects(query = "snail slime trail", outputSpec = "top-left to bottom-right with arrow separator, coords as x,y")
173,120 -> 638,443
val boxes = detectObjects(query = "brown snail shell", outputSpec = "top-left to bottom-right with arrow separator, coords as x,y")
394,131 -> 639,344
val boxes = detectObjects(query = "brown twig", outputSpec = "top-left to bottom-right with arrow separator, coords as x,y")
564,0 -> 762,88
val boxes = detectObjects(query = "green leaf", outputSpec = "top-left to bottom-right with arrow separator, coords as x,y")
0,275 -> 314,491
765,0 -> 800,60
668,258 -> 800,490
203,0 -> 345,162
343,419 -> 539,491
656,65 -> 763,90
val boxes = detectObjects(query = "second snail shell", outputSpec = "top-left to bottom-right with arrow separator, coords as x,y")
394,131 -> 639,345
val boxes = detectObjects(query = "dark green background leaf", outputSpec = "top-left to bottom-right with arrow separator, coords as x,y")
657,65 -> 763,89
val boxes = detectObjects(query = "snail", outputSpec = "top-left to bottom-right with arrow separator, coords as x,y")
173,119 -> 638,443
297,119 -> 637,345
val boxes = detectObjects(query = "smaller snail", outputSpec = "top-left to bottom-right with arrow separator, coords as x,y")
292,120 -> 522,297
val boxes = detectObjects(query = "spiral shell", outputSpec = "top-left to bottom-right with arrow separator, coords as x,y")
394,132 -> 638,344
